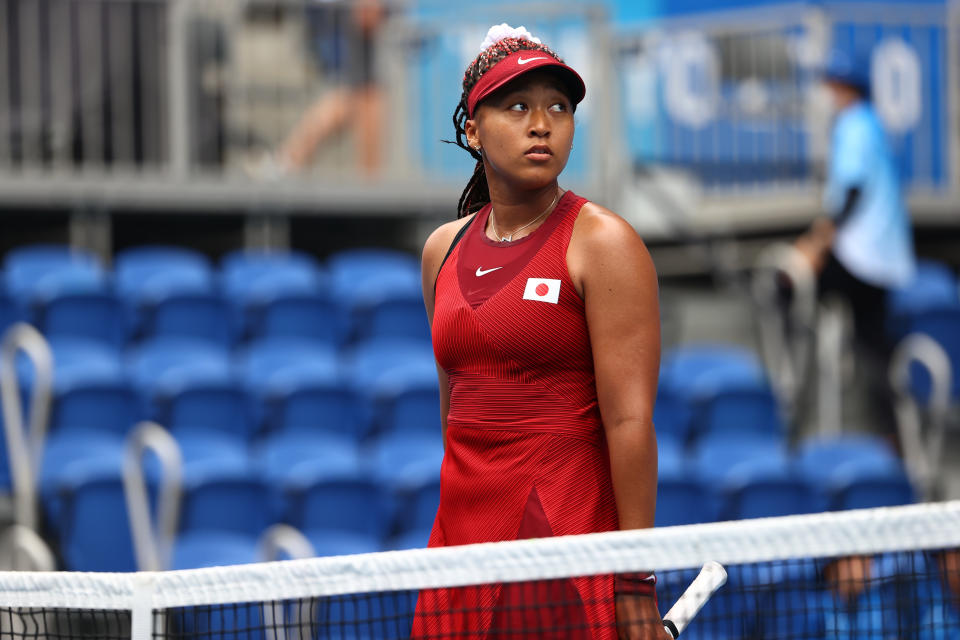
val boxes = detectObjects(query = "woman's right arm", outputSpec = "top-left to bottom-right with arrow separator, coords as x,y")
421,217 -> 472,447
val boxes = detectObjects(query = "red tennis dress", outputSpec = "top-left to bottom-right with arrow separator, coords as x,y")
413,191 -> 619,639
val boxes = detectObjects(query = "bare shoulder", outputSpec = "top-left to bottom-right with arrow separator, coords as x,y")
571,201 -> 651,261
422,214 -> 475,287
423,215 -> 474,263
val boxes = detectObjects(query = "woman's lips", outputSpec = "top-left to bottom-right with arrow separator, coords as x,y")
525,146 -> 553,162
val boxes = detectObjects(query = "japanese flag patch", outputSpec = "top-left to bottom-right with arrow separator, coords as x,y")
523,278 -> 561,304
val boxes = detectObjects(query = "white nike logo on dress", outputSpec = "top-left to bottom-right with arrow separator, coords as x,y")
517,56 -> 547,65
476,266 -> 503,277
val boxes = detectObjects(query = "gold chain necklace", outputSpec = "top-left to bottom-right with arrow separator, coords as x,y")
489,189 -> 562,242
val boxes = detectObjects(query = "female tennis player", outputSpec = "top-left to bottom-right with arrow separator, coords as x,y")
414,25 -> 666,640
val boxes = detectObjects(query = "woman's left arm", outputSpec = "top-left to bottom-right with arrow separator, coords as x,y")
570,205 -> 665,640
571,206 -> 660,531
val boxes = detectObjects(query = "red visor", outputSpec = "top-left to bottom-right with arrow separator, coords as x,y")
467,50 -> 586,117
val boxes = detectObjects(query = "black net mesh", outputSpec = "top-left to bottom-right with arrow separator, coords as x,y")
0,609 -> 130,639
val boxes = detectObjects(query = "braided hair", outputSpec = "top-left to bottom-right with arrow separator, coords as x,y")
450,37 -> 568,218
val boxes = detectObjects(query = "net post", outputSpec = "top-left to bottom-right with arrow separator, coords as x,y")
131,572 -> 158,640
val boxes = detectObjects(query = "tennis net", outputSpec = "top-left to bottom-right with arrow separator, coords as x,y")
0,501 -> 957,639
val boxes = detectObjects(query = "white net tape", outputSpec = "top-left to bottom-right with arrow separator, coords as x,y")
0,501 -> 956,613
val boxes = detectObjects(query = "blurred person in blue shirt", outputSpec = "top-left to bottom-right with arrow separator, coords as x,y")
795,49 -> 916,438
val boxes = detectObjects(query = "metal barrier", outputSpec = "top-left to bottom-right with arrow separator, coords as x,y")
889,333 -> 953,500
123,421 -> 183,572
0,323 -> 54,533
752,242 -> 818,422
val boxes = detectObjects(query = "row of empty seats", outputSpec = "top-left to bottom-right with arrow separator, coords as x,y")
657,432 -> 914,526
0,245 -> 429,348
49,444 -> 441,573
0,244 -> 947,578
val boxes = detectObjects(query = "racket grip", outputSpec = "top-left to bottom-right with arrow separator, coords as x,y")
663,619 -> 679,639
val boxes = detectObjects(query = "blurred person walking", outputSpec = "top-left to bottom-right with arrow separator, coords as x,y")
795,49 -> 916,439
255,0 -> 386,177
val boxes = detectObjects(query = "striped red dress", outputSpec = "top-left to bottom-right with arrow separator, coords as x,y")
413,191 -> 619,639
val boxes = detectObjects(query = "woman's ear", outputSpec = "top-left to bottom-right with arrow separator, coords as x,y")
464,118 -> 481,151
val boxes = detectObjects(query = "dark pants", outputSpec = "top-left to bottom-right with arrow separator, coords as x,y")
818,253 -> 897,438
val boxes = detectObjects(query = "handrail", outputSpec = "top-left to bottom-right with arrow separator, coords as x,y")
815,297 -> 850,436
258,524 -> 316,562
889,333 -> 953,499
123,421 -> 183,572
0,323 -> 54,532
0,524 -> 56,571
751,243 -> 817,418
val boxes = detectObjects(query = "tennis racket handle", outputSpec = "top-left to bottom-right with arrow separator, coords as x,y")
661,561 -> 728,637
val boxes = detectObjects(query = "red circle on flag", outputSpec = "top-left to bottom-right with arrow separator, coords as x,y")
535,283 -> 549,297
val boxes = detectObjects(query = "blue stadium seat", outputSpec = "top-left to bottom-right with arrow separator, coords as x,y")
888,260 -> 959,338
40,290 -> 128,349
657,434 -> 685,475
53,455 -> 137,571
167,380 -> 255,443
40,429 -> 127,535
240,337 -> 359,438
115,246 -> 213,300
828,459 -> 915,511
347,338 -> 437,391
147,292 -> 236,347
3,245 -> 106,312
660,344 -> 767,394
180,460 -> 275,538
47,337 -> 140,436
242,339 -> 364,494
720,457 -> 816,520
328,249 -> 421,343
660,344 -> 781,440
285,468 -> 393,552
221,250 -> 329,339
692,433 -> 786,484
657,442 -> 713,527
797,433 -> 899,476
796,433 -> 901,510
126,337 -> 233,419
221,250 -> 324,303
354,286 -> 430,344
373,360 -> 439,437
695,381 -> 784,440
252,293 -> 341,345
385,461 -> 441,547
115,245 -> 214,337
326,248 -> 420,297
653,386 -> 697,444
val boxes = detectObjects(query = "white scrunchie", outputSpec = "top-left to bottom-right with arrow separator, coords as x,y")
479,23 -> 542,53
